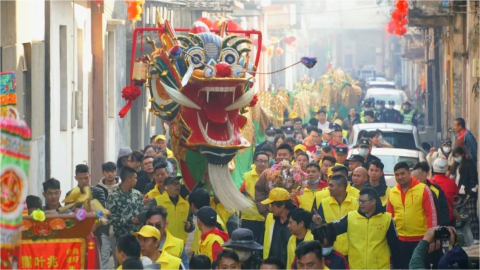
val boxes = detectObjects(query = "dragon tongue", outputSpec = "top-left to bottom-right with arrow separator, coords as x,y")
203,93 -> 227,124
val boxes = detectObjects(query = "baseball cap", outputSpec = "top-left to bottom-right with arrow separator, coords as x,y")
437,246 -> 469,269
261,188 -> 290,204
281,125 -> 294,134
335,146 -> 348,155
322,128 -> 332,134
433,158 -> 448,173
294,145 -> 307,153
133,225 -> 160,240
329,123 -> 342,132
347,155 -> 364,163
155,135 -> 166,142
388,100 -> 395,105
265,124 -> 276,135
164,176 -> 182,185
403,101 -> 412,107
197,206 -> 217,226
358,138 -> 371,147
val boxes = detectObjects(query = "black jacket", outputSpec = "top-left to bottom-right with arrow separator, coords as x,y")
381,108 -> 403,123
426,180 -> 450,226
458,158 -> 479,197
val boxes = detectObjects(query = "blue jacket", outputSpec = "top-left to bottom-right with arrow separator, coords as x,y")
463,130 -> 478,167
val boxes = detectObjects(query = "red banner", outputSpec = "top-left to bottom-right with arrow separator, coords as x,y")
19,238 -> 85,269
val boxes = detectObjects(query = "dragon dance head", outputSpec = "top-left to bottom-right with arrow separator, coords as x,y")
148,20 -> 257,166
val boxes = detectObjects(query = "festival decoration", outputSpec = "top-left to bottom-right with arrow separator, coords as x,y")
126,0 -> 144,21
266,160 -> 308,195
75,209 -> 87,222
385,0 -> 409,36
275,47 -> 284,56
196,17 -> 213,29
0,72 -> 17,117
132,57 -> 149,86
32,209 -> 46,222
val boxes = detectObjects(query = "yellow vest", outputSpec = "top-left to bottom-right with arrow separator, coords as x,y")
389,182 -> 430,238
199,232 -> 226,262
315,184 -> 360,209
241,166 -> 265,222
380,186 -> 391,206
210,198 -> 235,226
287,230 -> 314,269
156,250 -> 181,270
154,192 -> 190,241
297,187 -> 322,211
161,230 -> 184,258
166,148 -> 174,159
147,184 -> 162,199
321,195 -> 359,255
346,211 -> 392,269
192,215 -> 226,254
263,213 -> 275,259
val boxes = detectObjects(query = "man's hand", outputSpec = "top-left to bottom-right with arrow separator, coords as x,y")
429,147 -> 436,155
131,216 -> 139,224
143,197 -> 151,206
423,227 -> 436,243
184,221 -> 192,230
312,213 -> 322,226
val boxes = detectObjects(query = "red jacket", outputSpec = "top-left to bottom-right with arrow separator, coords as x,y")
200,228 -> 229,261
431,174 -> 459,221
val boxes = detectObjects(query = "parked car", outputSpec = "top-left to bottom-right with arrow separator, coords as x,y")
367,81 -> 396,89
348,123 -> 430,153
364,88 -> 408,110
349,148 -> 426,187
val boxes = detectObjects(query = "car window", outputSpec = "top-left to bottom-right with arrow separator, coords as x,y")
366,93 -> 404,104
378,155 -> 419,174
382,132 -> 417,150
369,84 -> 396,89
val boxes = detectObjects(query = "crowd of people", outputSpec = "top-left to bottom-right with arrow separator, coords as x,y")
23,112 -> 479,269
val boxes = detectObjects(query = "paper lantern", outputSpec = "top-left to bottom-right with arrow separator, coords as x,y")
126,0 -> 144,21
132,57 -> 148,86
391,10 -> 404,21
394,26 -> 407,36
396,0 -> 409,13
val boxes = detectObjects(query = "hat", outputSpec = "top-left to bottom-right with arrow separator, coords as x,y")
222,228 -> 263,250
375,100 -> 382,105
388,100 -> 395,105
302,123 -> 311,129
330,123 -> 342,132
333,119 -> 343,126
265,124 -> 276,135
197,206 -> 217,226
380,100 -> 385,105
403,101 -> 412,107
335,146 -> 348,155
164,176 -> 182,185
133,225 -> 160,240
274,128 -> 283,135
433,158 -> 448,173
289,112 -> 299,119
261,188 -> 290,204
347,155 -> 364,163
294,145 -> 307,153
322,128 -> 332,134
358,138 -> 371,147
281,125 -> 294,134
442,139 -> 452,146
437,246 -> 469,269
155,135 -> 167,142
364,100 -> 372,107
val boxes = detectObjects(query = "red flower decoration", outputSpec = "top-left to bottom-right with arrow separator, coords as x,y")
118,85 -> 142,118
249,94 -> 258,107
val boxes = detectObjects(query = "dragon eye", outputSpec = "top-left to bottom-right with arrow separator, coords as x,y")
221,49 -> 239,66
187,49 -> 205,68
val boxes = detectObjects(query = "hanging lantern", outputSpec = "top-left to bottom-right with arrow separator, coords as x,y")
132,57 -> 148,86
391,10 -> 404,21
396,0 -> 409,13
126,0 -> 144,21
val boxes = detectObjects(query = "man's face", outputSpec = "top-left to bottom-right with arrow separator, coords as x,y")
115,247 -> 126,266
395,168 -> 411,186
145,148 -> 156,157
352,168 -> 367,187
43,188 -> 61,208
156,139 -> 167,150
102,170 -> 116,182
216,257 -> 240,269
294,122 -> 302,130
147,214 -> 167,237
127,173 -> 138,189
270,203 -> 284,217
322,133 -> 331,142
295,133 -> 304,141
412,169 -> 428,183
335,154 -> 347,164
155,168 -> 169,188
127,156 -> 141,169
358,194 -> 375,214
332,132 -> 342,144
368,165 -> 383,182
308,131 -> 319,144
137,236 -> 159,257
321,160 -> 333,175
120,156 -> 128,167
287,216 -> 303,235
275,149 -> 292,163
317,113 -> 326,122
255,154 -> 269,173
142,158 -> 154,173
371,135 -> 379,145
266,151 -> 274,160
349,108 -> 356,117
365,115 -> 374,123
348,161 -> 361,172
328,180 -> 343,197
165,180 -> 181,197
284,120 -> 293,126
75,172 -> 90,188
306,166 -> 321,182
295,155 -> 309,171
453,121 -> 462,133
297,253 -> 324,270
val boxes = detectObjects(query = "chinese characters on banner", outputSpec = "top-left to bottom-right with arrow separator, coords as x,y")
19,239 -> 85,269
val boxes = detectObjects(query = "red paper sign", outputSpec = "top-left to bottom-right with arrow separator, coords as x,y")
19,238 -> 85,269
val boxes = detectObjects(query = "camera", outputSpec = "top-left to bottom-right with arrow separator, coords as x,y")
434,226 -> 451,240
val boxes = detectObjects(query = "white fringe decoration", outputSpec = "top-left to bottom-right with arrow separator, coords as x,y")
208,163 -> 252,211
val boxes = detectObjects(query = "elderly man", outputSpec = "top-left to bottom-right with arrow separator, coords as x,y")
351,167 -> 367,191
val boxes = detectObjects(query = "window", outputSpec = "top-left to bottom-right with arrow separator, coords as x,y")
379,155 -> 419,174
380,132 -> 417,150
59,25 -> 68,131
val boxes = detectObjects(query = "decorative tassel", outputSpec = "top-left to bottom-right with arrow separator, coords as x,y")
118,85 -> 142,118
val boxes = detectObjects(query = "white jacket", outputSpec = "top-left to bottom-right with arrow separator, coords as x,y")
427,148 -> 454,167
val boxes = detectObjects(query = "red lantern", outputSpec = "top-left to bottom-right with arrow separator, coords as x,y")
261,44 -> 267,52
401,18 -> 408,25
394,26 -> 407,36
396,0 -> 409,13
391,10 -> 404,21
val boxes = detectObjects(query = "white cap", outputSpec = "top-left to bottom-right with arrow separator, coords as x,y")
140,256 -> 153,267
322,128 -> 332,134
433,158 -> 448,173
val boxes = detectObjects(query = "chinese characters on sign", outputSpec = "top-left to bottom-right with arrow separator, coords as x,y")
19,239 -> 85,269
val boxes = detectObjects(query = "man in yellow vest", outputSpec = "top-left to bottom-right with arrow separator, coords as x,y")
115,234 -> 141,270
314,165 -> 360,209
400,101 -> 417,126
386,162 -> 437,269
295,163 -> 328,211
145,162 -> 169,200
148,176 -> 194,241
133,225 -> 183,270
240,151 -> 269,243
197,206 -> 230,262
295,241 -> 329,270
145,206 -> 189,268
316,187 -> 400,269
314,175 -> 359,256
261,188 -> 297,266
210,196 -> 238,235
154,135 -> 174,158
365,160 -> 391,207
286,208 -> 314,269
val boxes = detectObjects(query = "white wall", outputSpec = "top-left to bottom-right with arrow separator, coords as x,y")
49,1 -> 91,192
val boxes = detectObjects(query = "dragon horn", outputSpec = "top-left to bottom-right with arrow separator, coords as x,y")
221,35 -> 238,49
175,36 -> 195,47
188,33 -> 204,48
230,38 -> 252,50
156,9 -> 164,27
